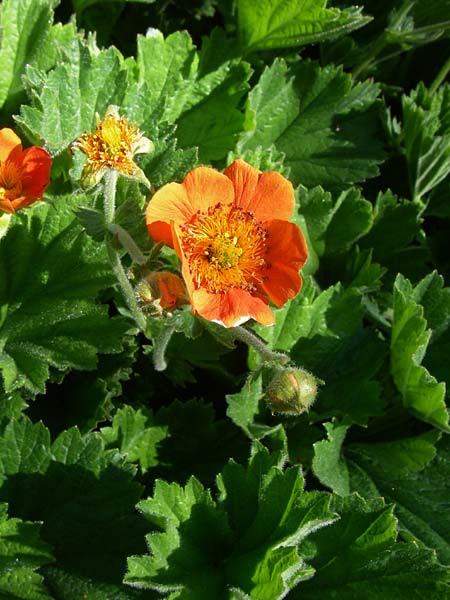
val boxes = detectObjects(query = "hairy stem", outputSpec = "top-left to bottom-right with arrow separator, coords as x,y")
103,169 -> 146,331
230,325 -> 289,365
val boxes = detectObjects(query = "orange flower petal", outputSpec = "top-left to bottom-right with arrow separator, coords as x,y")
183,166 -> 234,212
16,147 -> 52,199
259,220 -> 308,307
146,182 -> 192,247
0,128 -> 22,162
0,199 -> 14,214
192,287 -> 275,327
224,159 -> 295,221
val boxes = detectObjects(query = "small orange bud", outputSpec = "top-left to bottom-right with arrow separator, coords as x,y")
266,367 -> 320,415
135,271 -> 188,314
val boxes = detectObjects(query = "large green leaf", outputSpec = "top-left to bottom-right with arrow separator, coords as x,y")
134,29 -> 250,161
402,83 -> 450,201
126,443 -> 336,599
0,0 -> 54,113
391,274 -> 448,430
348,432 -> 450,566
0,417 -> 149,590
0,197 -> 130,396
295,493 -> 450,598
237,0 -> 371,53
17,36 -> 128,154
238,58 -> 384,188
0,502 -> 54,600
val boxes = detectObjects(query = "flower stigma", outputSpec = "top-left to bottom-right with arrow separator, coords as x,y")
180,203 -> 268,293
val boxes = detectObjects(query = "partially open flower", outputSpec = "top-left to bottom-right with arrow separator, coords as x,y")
0,128 -> 52,214
72,106 -> 153,188
146,159 -> 308,327
135,271 -> 188,314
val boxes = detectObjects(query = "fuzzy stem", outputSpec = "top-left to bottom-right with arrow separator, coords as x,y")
103,169 -> 146,331
230,325 -> 289,365
153,324 -> 176,371
109,223 -> 147,265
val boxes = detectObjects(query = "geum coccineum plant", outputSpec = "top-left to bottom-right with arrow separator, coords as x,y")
146,159 -> 308,327
0,128 -> 51,214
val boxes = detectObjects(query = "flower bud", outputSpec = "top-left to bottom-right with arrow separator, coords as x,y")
135,271 -> 188,314
266,367 -> 320,415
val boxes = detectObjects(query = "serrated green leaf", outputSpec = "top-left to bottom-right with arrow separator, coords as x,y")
403,83 -> 450,200
0,502 -> 54,600
348,432 -> 450,566
133,29 -> 251,162
17,38 -> 128,154
101,405 -> 168,474
238,58 -> 384,188
127,444 -> 335,599
0,198 -> 130,396
0,416 -> 148,590
298,186 -> 373,258
237,0 -> 371,53
312,419 -> 350,496
0,0 -> 54,113
295,492 -> 450,598
391,273 -> 448,430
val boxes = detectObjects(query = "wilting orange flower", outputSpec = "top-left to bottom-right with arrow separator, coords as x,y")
72,105 -> 153,188
0,128 -> 52,214
146,159 -> 308,327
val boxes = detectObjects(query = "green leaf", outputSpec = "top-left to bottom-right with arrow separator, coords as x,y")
17,37 -> 128,154
402,83 -> 450,200
0,502 -> 54,600
126,443 -> 336,599
0,417 -> 149,590
237,0 -> 372,53
298,186 -> 373,259
348,432 -> 450,565
134,29 -> 250,161
101,405 -> 167,474
295,493 -> 450,598
238,58 -> 384,188
312,419 -> 350,496
0,0 -> 54,112
391,273 -> 448,430
0,197 -> 130,396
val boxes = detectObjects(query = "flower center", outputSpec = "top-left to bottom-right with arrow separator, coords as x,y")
180,204 -> 268,293
0,161 -> 22,201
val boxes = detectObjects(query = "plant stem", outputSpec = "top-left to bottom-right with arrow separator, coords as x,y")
429,51 -> 450,96
230,326 -> 289,365
153,324 -> 176,371
103,169 -> 146,331
109,223 -> 147,265
103,170 -> 117,225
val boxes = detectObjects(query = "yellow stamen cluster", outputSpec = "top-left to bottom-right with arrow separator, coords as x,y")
0,161 -> 22,202
75,114 -> 142,175
180,204 -> 268,293
72,106 -> 153,187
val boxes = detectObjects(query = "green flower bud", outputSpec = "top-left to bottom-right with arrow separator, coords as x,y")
266,367 -> 320,415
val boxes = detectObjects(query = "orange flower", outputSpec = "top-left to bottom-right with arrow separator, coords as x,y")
0,128 -> 52,214
146,159 -> 308,327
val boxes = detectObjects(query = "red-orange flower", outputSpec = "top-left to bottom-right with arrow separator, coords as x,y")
0,128 -> 52,214
146,159 -> 308,327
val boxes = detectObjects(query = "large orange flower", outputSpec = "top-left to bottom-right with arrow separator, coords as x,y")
146,159 -> 308,327
0,128 -> 52,214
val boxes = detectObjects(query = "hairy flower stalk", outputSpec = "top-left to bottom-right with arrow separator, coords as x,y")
73,107 -> 153,331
